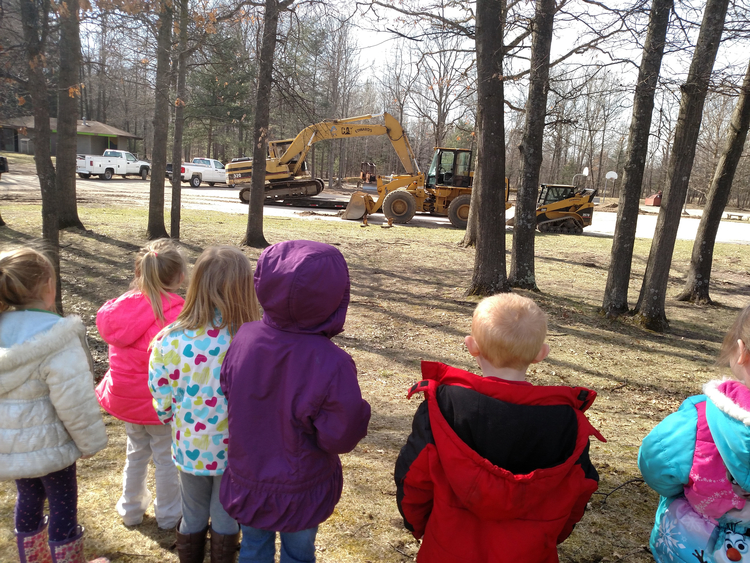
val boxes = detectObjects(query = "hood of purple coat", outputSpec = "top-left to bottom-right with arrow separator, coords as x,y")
255,240 -> 349,337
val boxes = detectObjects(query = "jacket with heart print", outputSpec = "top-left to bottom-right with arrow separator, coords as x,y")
148,313 -> 231,476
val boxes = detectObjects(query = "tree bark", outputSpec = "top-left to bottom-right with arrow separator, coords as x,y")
20,0 -> 62,311
56,0 -> 85,231
509,0 -> 555,291
170,0 -> 188,239
601,0 -> 673,317
466,0 -> 509,296
634,0 -> 729,331
244,0 -> 285,248
147,0 -> 172,240
676,58 -> 750,304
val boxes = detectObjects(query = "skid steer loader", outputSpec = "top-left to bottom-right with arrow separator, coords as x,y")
534,184 -> 597,234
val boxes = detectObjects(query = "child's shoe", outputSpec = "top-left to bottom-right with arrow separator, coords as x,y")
175,519 -> 208,563
48,526 -> 110,563
209,524 -> 240,563
16,515 -> 52,563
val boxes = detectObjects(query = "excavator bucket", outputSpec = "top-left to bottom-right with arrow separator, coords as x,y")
342,191 -> 372,220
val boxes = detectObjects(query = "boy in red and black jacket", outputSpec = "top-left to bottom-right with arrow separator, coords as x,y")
394,294 -> 604,563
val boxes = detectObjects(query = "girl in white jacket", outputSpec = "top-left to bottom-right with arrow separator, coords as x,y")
0,246 -> 109,563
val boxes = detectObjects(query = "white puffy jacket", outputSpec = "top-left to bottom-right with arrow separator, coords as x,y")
0,311 -> 108,481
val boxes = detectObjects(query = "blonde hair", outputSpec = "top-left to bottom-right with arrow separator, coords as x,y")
155,246 -> 260,342
718,305 -> 750,368
0,246 -> 55,313
132,239 -> 187,324
471,293 -> 547,370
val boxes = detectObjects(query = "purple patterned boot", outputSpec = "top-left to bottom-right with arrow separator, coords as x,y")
16,516 -> 53,563
48,526 -> 110,563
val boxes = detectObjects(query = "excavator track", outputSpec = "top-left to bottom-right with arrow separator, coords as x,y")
238,178 -> 325,203
537,218 -> 584,235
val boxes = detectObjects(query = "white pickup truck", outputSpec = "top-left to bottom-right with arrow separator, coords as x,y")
76,150 -> 151,180
180,158 -> 227,187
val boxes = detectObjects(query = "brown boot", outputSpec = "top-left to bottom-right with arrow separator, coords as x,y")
175,520 -> 208,563
209,525 -> 240,563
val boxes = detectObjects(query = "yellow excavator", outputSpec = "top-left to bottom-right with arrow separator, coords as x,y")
226,112 -> 421,204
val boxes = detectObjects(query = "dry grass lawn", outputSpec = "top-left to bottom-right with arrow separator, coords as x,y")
0,201 -> 748,563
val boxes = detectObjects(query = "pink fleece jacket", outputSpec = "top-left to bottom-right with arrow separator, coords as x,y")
96,290 -> 184,424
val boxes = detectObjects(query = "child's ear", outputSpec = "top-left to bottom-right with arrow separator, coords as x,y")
465,335 -> 481,358
738,340 -> 750,366
531,343 -> 550,364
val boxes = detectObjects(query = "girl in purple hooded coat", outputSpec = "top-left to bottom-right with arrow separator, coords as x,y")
220,239 -> 371,563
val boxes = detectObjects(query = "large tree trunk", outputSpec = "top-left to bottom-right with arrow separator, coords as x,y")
466,0 -> 509,296
509,0 -> 555,291
676,58 -> 750,304
601,0 -> 673,317
21,0 -> 62,311
147,1 -> 172,240
170,0 -> 188,240
634,0 -> 729,331
56,0 -> 85,231
243,0 -> 282,248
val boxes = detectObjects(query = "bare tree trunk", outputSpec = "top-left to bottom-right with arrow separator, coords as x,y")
21,0 -> 62,311
601,0 -> 672,317
147,1 -> 172,240
170,0 -> 188,240
677,58 -> 750,304
466,0 -> 509,296
56,0 -> 84,231
634,0 -> 729,331
509,0 -> 554,291
244,0 -> 286,248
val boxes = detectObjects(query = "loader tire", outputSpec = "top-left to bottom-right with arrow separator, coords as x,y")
239,187 -> 251,203
190,175 -> 201,188
383,190 -> 417,224
448,194 -> 472,229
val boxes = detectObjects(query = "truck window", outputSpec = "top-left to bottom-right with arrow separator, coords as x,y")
126,153 -> 136,162
214,161 -> 225,170
195,159 -> 209,166
104,150 -> 121,158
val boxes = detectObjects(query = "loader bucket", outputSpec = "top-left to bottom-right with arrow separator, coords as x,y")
342,191 -> 372,220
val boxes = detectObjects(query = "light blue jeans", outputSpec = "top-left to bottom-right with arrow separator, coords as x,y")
177,470 -> 239,535
239,525 -> 318,563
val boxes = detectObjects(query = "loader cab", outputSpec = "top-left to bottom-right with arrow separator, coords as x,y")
426,148 -> 473,189
537,184 -> 577,206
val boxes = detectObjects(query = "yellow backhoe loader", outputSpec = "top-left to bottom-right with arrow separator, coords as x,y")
344,146 -> 510,228
226,112 -> 421,204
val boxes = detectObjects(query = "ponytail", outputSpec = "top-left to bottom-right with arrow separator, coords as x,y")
132,239 -> 187,324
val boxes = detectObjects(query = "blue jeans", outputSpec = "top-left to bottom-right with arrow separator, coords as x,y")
177,470 -> 239,535
239,525 -> 318,563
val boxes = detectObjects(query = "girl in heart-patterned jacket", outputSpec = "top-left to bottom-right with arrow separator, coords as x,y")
149,246 -> 260,563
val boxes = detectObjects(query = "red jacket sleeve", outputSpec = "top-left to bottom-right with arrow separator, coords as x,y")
395,400 -> 435,539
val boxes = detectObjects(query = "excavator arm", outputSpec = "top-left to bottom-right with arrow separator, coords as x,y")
279,112 -> 420,176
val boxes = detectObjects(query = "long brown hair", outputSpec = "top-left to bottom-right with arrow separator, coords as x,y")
0,246 -> 55,313
132,239 -> 187,324
155,246 -> 259,342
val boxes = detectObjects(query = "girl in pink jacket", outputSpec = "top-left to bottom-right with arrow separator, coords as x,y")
96,239 -> 187,529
